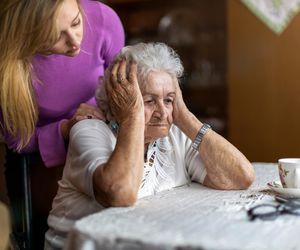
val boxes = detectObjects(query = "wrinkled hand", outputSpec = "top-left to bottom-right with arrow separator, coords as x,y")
105,59 -> 144,124
61,103 -> 105,140
172,80 -> 190,127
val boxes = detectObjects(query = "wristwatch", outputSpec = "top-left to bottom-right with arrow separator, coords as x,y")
191,123 -> 211,151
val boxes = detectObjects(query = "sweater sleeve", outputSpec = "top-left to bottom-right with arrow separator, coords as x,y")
4,120 -> 67,168
37,120 -> 67,167
99,3 -> 125,69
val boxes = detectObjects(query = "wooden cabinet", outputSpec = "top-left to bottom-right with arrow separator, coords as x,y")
105,0 -> 228,136
228,0 -> 300,161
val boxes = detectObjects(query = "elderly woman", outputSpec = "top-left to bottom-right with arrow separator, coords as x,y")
45,42 -> 255,249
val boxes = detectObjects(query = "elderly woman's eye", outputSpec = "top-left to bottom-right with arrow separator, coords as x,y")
164,98 -> 173,104
144,100 -> 155,105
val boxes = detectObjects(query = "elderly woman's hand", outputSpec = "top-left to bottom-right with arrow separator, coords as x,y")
172,80 -> 190,128
105,59 -> 144,125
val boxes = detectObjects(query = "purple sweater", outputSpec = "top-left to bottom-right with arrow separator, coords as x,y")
4,0 -> 124,167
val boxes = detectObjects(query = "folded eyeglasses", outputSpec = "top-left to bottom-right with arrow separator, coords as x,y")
247,196 -> 300,221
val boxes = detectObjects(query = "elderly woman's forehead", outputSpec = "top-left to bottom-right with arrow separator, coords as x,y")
144,70 -> 174,81
141,71 -> 176,91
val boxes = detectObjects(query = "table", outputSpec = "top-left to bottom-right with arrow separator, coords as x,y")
64,163 -> 300,250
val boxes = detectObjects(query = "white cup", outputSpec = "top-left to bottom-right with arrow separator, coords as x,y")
278,158 -> 300,189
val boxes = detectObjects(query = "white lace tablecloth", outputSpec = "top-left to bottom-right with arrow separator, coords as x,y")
64,163 -> 300,250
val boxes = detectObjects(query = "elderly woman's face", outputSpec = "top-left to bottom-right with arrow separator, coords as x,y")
142,71 -> 175,144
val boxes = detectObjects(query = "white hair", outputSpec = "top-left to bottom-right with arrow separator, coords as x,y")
96,42 -> 184,120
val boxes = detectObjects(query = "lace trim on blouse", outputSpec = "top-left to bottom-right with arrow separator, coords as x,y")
138,137 -> 176,198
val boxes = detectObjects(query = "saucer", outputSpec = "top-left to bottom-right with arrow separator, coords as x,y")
267,181 -> 300,198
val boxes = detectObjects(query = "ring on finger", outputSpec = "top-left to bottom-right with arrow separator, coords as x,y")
117,73 -> 124,82
118,77 -> 125,83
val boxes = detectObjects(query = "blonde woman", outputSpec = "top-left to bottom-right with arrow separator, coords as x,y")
0,0 -> 124,248
0,0 -> 124,165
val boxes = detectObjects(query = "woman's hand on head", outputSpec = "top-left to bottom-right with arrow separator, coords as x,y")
106,59 -> 144,125
61,103 -> 105,140
172,80 -> 190,127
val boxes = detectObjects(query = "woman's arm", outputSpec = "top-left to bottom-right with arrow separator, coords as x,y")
172,80 -> 255,190
93,60 -> 145,207
3,103 -> 104,168
3,121 -> 66,167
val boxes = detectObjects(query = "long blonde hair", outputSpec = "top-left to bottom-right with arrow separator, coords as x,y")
0,0 -> 66,150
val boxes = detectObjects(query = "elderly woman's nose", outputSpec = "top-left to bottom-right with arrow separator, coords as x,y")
155,102 -> 167,118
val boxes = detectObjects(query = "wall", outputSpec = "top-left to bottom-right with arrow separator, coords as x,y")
228,0 -> 300,162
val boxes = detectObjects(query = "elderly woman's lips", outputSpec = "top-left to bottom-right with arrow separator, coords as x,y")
148,124 -> 168,126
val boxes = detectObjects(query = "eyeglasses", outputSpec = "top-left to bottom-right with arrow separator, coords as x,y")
247,196 -> 300,221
